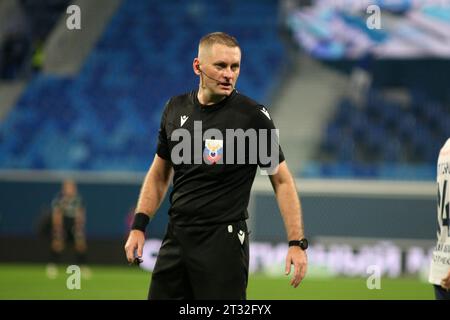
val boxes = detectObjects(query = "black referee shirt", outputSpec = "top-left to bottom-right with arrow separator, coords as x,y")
156,89 -> 285,226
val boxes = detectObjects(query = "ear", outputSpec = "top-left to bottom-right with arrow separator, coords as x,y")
193,58 -> 201,75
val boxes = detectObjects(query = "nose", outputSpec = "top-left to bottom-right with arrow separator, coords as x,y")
222,67 -> 234,80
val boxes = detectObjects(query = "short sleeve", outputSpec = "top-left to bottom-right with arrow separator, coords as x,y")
156,99 -> 171,160
254,105 -> 285,171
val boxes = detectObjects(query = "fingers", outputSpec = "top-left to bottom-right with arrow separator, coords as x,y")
292,262 -> 302,288
125,231 -> 146,265
292,263 -> 307,288
52,240 -> 64,252
125,246 -> 134,263
300,261 -> 307,282
286,257 -> 302,287
287,262 -> 297,287
286,251 -> 307,288
124,239 -> 136,263
285,256 -> 291,275
137,239 -> 143,258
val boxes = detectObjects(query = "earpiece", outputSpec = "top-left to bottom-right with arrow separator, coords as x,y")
196,64 -> 233,89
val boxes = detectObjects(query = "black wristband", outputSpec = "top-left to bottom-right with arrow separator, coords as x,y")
131,213 -> 150,232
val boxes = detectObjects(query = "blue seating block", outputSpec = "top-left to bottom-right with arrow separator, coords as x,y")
0,0 -> 285,171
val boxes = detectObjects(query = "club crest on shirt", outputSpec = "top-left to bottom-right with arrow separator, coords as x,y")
203,139 -> 223,165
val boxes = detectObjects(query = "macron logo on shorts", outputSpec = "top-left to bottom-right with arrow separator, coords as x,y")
238,230 -> 245,245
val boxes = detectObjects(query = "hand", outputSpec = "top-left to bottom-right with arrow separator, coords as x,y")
51,239 -> 64,252
441,270 -> 450,291
285,246 -> 307,288
124,230 -> 145,264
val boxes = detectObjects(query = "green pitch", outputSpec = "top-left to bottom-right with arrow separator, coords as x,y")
0,264 -> 434,300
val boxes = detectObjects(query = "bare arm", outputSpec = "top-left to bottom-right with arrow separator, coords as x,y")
75,206 -> 85,227
269,161 -> 307,287
52,207 -> 63,231
51,206 -> 64,251
135,154 -> 173,217
269,161 -> 304,241
124,154 -> 173,263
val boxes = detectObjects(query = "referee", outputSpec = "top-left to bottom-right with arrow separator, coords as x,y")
125,32 -> 307,299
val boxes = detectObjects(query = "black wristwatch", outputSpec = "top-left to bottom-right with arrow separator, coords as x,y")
289,238 -> 308,250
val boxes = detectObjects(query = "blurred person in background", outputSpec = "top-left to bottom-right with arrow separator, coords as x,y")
46,179 -> 90,279
0,0 -> 31,79
429,137 -> 450,300
125,32 -> 307,299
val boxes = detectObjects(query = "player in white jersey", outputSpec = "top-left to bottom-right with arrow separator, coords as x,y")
429,138 -> 450,300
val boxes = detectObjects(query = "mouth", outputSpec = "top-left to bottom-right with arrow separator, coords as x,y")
219,83 -> 232,89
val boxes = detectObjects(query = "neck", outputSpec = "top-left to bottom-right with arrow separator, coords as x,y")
197,87 -> 228,105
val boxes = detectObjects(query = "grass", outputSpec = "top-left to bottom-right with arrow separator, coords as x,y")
0,264 -> 434,300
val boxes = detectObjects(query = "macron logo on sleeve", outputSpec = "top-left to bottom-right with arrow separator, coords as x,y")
180,115 -> 189,127
260,107 -> 271,120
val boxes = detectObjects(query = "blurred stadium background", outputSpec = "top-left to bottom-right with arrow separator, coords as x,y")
1,0 -> 448,299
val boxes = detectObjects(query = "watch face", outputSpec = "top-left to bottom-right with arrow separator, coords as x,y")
300,238 -> 308,250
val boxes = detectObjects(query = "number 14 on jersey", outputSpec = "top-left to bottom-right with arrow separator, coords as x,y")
437,179 -> 450,238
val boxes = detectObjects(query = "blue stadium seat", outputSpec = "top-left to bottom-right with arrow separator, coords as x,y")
0,0 -> 286,171
317,86 -> 449,179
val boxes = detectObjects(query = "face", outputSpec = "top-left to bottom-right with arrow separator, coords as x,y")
62,180 -> 77,197
195,43 -> 241,97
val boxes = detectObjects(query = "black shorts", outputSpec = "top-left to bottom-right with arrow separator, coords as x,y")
63,216 -> 76,243
434,284 -> 450,300
149,220 -> 250,300
54,216 -> 84,244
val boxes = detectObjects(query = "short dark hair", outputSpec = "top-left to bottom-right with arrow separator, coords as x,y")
199,32 -> 240,51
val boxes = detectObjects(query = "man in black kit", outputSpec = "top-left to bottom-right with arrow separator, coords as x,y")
124,32 -> 308,299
